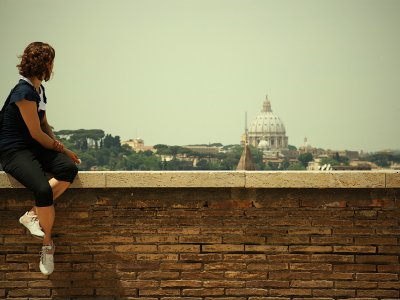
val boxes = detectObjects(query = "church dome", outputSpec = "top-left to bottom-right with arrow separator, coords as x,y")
248,96 -> 286,135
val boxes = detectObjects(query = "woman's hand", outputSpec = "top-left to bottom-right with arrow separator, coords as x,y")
53,140 -> 64,153
64,148 -> 81,164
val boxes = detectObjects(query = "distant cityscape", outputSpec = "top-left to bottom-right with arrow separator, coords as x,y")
54,95 -> 400,171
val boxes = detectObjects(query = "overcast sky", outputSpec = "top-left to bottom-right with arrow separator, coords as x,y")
1,0 -> 399,152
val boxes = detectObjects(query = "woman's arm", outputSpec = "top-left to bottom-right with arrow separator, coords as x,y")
41,110 -> 81,164
40,112 -> 57,139
16,100 -> 63,151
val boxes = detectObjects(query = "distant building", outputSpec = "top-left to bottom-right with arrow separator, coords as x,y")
248,95 -> 289,151
183,145 -> 221,155
122,138 -> 154,152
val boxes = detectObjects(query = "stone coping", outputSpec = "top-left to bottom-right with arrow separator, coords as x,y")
0,170 -> 398,189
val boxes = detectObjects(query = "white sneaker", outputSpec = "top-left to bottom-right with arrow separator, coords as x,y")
39,243 -> 55,275
19,211 -> 45,239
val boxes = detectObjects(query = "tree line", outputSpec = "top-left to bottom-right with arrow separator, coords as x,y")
54,129 -> 400,171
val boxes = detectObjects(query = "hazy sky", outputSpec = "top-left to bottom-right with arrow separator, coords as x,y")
1,0 -> 399,152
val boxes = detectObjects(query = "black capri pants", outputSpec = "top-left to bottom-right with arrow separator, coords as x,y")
0,145 -> 78,207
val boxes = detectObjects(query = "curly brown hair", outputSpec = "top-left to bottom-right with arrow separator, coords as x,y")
17,42 -> 55,81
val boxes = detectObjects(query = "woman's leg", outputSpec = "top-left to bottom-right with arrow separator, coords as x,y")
36,205 -> 55,245
31,146 -> 78,218
32,178 -> 71,215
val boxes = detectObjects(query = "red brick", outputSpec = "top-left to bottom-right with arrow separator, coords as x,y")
268,218 -> 310,226
290,263 -> 332,271
268,254 -> 310,262
202,245 -> 244,252
355,210 -> 378,218
182,288 -> 225,296
355,237 -> 397,245
269,272 -> 311,280
183,271 -> 224,280
71,244 -> 112,252
161,262 -> 202,271
288,228 -> 331,235
7,288 -> 50,297
245,245 -> 288,253
205,262 -> 247,271
355,219 -> 398,226
333,246 -> 376,253
269,236 -> 310,244
204,280 -> 245,288
356,255 -> 398,264
224,254 -> 266,261
136,235 -> 179,243
226,288 -> 268,296
115,244 -> 157,253
312,289 -> 355,297
225,271 -> 267,280
357,289 -> 399,297
138,271 -> 180,280
311,254 -> 354,263
223,235 -> 265,244
289,246 -> 332,253
56,254 -> 93,262
119,280 -> 159,288
377,265 -> 400,272
376,228 -> 400,235
333,228 -> 375,235
51,288 -> 94,296
254,198 -> 299,208
334,264 -> 376,272
356,273 -> 398,281
335,281 -> 377,288
6,272 -> 45,280
311,272 -> 354,280
139,289 -> 180,296
312,219 -> 352,226
270,289 -> 311,296
117,261 -> 160,271
28,280 -> 70,288
161,280 -> 203,288
378,281 -> 400,289
137,254 -> 178,260
0,281 -> 27,288
301,199 -> 346,208
311,236 -> 353,245
208,199 -> 253,209
246,280 -> 289,288
180,235 -> 221,244
378,245 -> 400,254
0,262 -> 28,271
247,263 -> 288,271
180,254 -> 222,261
159,245 -> 200,253
291,280 -> 333,288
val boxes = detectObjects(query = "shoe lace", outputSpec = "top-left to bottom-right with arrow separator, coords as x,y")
40,245 -> 54,264
28,214 -> 42,229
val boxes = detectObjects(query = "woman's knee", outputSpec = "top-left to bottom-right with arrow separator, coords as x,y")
55,161 -> 78,183
34,182 -> 53,207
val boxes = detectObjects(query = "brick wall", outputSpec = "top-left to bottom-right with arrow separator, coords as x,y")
1,187 -> 399,299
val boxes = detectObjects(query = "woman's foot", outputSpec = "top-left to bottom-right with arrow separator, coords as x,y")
19,211 -> 45,239
39,242 -> 55,275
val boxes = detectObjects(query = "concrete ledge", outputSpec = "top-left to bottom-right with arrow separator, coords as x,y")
0,170 -> 399,189
386,171 -> 400,188
246,171 -> 388,188
104,171 -> 246,188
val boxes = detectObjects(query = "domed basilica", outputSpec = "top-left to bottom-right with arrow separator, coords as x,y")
247,95 -> 288,153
